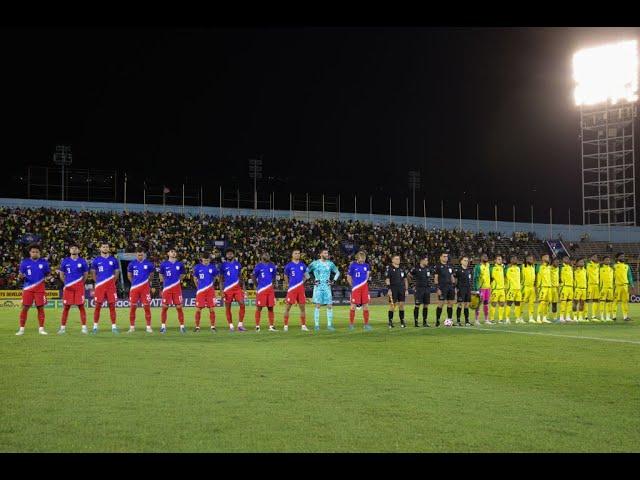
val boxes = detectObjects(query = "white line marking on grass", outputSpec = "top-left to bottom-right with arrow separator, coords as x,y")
460,327 -> 640,345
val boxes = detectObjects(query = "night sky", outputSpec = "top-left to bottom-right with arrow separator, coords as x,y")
1,26 -> 638,223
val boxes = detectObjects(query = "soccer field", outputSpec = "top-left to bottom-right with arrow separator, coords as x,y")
2,304 -> 639,452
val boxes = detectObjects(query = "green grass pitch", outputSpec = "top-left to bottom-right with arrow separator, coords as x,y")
1,303 -> 639,452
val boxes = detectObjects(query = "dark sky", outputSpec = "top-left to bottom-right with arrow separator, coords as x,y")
1,26 -> 638,223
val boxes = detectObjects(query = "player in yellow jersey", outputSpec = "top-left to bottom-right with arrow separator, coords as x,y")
473,253 -> 491,325
613,253 -> 634,321
521,255 -> 536,322
559,255 -> 574,323
505,255 -> 524,323
585,254 -> 600,321
535,253 -> 552,323
573,258 -> 587,322
550,258 -> 560,321
489,255 -> 506,324
599,255 -> 614,321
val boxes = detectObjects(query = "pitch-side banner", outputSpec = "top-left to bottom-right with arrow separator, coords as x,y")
0,289 -> 60,299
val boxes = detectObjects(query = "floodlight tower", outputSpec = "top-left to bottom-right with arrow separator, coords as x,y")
574,40 -> 639,226
53,145 -> 73,201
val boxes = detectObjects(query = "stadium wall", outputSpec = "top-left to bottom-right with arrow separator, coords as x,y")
2,197 -> 639,243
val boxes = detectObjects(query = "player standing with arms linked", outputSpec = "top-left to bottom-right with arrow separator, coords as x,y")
58,243 -> 89,334
613,253 -> 634,322
192,253 -> 219,333
410,254 -> 432,327
454,255 -> 473,326
90,242 -> 120,334
434,252 -> 456,327
127,247 -> 154,333
159,248 -> 186,334
307,248 -> 340,331
16,244 -> 50,336
473,253 -> 491,324
220,248 -> 246,331
283,249 -> 309,331
347,251 -> 373,331
385,254 -> 408,328
253,253 -> 278,332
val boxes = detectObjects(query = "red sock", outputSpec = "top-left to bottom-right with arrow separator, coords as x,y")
195,309 -> 201,327
349,309 -> 355,325
61,305 -> 71,326
225,303 -> 233,324
78,305 -> 87,325
268,309 -> 274,326
19,306 -> 29,327
209,309 -> 215,326
130,306 -> 137,326
363,309 -> 370,325
177,308 -> 184,325
300,314 -> 306,326
255,308 -> 261,326
239,303 -> 246,322
94,304 -> 101,323
284,313 -> 289,326
161,306 -> 168,323
37,306 -> 45,327
143,305 -> 151,326
109,304 -> 116,324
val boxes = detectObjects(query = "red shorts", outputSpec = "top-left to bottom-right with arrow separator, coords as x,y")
63,281 -> 85,306
22,287 -> 47,307
351,284 -> 370,305
94,280 -> 118,305
286,284 -> 306,305
130,282 -> 151,306
196,287 -> 216,308
223,284 -> 245,304
256,287 -> 275,308
162,285 -> 183,306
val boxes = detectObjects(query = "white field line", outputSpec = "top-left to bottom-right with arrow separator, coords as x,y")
459,326 -> 640,345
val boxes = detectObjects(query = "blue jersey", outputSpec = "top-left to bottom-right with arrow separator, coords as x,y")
19,258 -> 50,290
253,262 -> 277,292
193,263 -> 219,292
284,261 -> 307,290
159,260 -> 185,289
91,255 -> 119,287
221,260 -> 242,290
348,262 -> 370,290
60,256 -> 88,287
127,259 -> 155,287
307,259 -> 340,284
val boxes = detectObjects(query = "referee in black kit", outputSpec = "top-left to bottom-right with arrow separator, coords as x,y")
410,254 -> 432,327
433,252 -> 456,327
385,254 -> 409,328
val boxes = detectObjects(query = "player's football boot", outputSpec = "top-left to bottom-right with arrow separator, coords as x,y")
414,321 -> 419,328
504,319 -> 511,325
300,325 -> 309,332
400,322 -> 407,328
624,317 -> 631,322
423,321 -> 429,327
314,325 -> 320,331
57,328 -> 66,335
364,324 -> 373,331
15,329 -> 24,336
111,326 -> 120,334
210,326 -> 217,332
179,325 -> 186,334
128,327 -> 135,333
238,325 -> 246,332
541,318 -> 551,324
268,325 -> 277,332
283,325 -> 289,332
591,317 -> 600,322
255,325 -> 261,332
39,328 -> 48,335
456,321 -> 462,327
146,326 -> 153,333
159,326 -> 166,334
194,326 -> 201,332
515,319 -> 525,324
327,325 -> 336,332
388,321 -> 394,329
465,321 -> 472,327
435,320 -> 440,327
348,324 -> 355,331
81,326 -> 88,334
484,321 -> 494,325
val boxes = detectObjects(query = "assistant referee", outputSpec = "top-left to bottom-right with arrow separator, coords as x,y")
385,254 -> 409,328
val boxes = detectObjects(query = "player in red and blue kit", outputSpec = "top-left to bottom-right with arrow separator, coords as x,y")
220,248 -> 246,331
58,243 -> 89,334
90,242 -> 120,333
252,253 -> 277,331
127,247 -> 155,333
16,243 -> 50,335
193,253 -> 218,332
283,248 -> 308,331
347,251 -> 373,331
159,248 -> 186,333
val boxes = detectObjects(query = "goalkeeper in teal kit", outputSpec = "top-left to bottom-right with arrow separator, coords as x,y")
306,248 -> 340,331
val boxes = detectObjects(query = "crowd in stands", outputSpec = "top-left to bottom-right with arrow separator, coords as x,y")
0,207 -> 544,290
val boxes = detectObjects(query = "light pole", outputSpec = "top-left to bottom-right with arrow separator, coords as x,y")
53,145 -> 72,201
249,157 -> 263,213
408,171 -> 420,217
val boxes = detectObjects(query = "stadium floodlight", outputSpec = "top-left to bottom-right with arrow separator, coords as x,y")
573,40 -> 638,106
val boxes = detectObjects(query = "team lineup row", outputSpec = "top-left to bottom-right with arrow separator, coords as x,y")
13,243 -> 635,335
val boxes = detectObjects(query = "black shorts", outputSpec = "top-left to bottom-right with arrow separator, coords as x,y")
389,286 -> 406,303
438,284 -> 455,301
414,287 -> 430,305
457,287 -> 471,303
